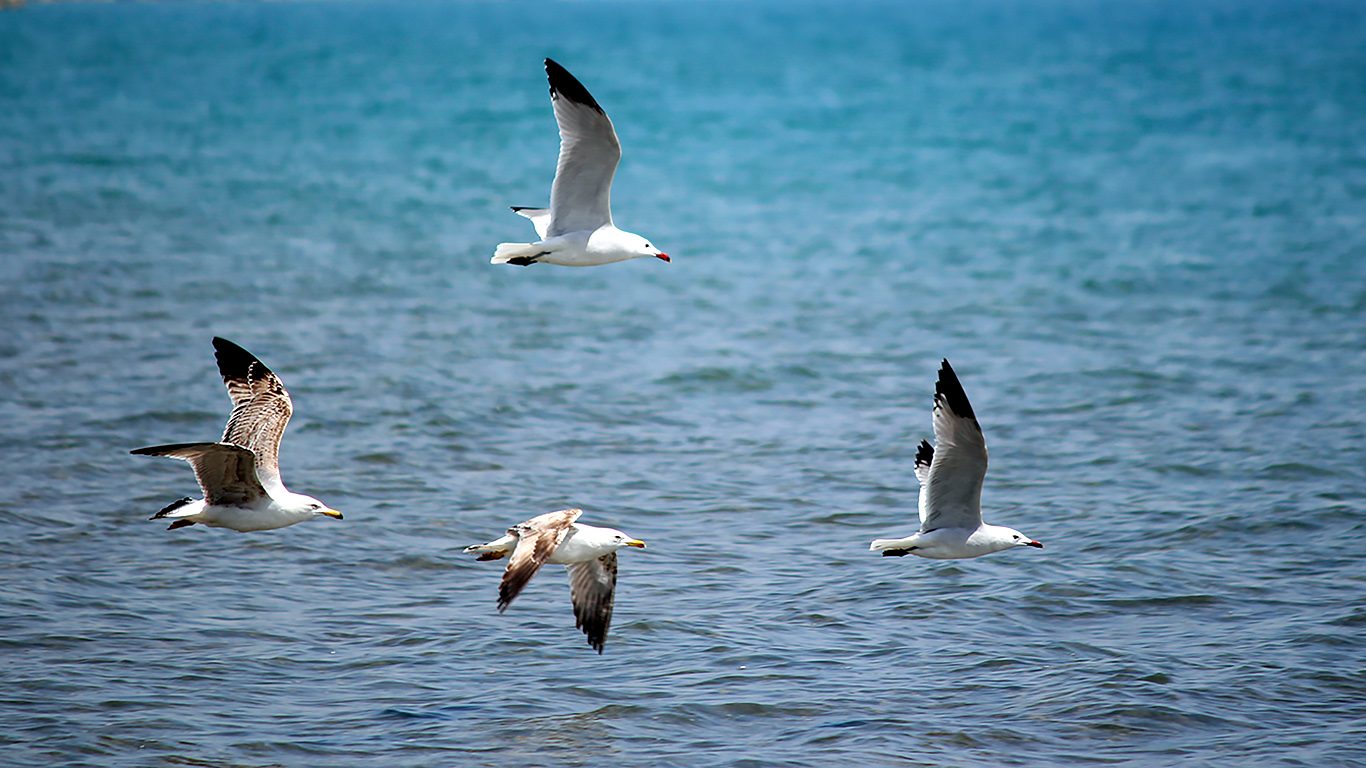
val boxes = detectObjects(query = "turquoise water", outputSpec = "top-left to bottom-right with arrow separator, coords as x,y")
3,1 -> 1365,765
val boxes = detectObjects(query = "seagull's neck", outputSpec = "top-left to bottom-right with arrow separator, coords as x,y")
551,524 -> 622,561
266,490 -> 314,515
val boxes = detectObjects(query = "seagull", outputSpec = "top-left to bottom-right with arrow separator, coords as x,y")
464,508 -> 646,653
131,337 -> 343,532
491,58 -> 670,268
870,360 -> 1043,559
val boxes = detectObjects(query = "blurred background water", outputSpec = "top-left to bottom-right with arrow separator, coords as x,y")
2,0 -> 1365,765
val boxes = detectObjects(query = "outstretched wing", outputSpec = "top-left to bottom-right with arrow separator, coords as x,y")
566,553 -> 617,654
497,508 -> 583,612
213,337 -> 293,494
511,207 -> 552,240
545,59 -> 620,237
921,360 -> 988,532
130,442 -> 267,506
914,439 -> 934,524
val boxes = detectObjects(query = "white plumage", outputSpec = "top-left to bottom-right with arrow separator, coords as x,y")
870,360 -> 1043,560
491,59 -> 670,268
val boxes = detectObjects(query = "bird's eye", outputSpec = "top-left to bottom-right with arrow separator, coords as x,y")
1013,535 -> 1020,540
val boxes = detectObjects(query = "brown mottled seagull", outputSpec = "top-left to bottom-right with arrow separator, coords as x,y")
131,337 -> 342,532
465,508 -> 646,653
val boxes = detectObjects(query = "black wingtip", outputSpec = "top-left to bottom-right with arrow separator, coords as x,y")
211,336 -> 246,356
915,440 -> 934,468
544,58 -> 605,114
213,336 -> 256,370
935,359 -> 976,420
151,497 -> 195,520
213,337 -> 271,381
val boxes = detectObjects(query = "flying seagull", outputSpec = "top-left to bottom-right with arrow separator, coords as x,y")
491,58 -> 670,267
465,508 -> 646,653
131,337 -> 343,532
870,360 -> 1043,559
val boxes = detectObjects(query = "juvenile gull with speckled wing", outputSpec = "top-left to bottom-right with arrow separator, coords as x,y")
491,59 -> 670,268
465,508 -> 646,653
869,360 -> 1043,559
131,337 -> 342,532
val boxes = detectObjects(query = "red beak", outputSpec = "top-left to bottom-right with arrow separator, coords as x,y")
655,253 -> 671,263
1027,540 -> 1044,548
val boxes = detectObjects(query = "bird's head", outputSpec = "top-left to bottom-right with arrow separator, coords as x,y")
295,495 -> 343,521
607,529 -> 647,550
625,232 -> 669,263
1006,528 -> 1042,549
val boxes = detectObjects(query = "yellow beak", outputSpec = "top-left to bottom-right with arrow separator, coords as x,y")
626,539 -> 646,549
318,508 -> 344,520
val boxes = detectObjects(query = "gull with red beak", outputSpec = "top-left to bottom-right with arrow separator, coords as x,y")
492,59 -> 670,268
465,508 -> 647,653
870,360 -> 1043,560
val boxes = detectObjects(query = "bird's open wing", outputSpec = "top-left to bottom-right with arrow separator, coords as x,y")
497,508 -> 584,612
130,442 -> 267,506
566,552 -> 617,654
921,360 -> 988,532
544,59 -> 620,237
913,439 -> 934,524
213,337 -> 293,494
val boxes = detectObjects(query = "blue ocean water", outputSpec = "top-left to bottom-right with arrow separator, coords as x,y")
2,0 -> 1365,765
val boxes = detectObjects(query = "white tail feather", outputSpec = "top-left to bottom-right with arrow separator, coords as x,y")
870,537 -> 914,551
492,242 -> 541,264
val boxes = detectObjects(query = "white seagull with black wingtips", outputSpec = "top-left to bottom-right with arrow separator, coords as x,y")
131,337 -> 343,532
465,508 -> 646,653
870,360 -> 1043,559
491,59 -> 670,268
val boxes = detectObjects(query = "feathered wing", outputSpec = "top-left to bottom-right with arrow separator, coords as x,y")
544,59 -> 620,236
212,337 -> 293,494
511,207 -> 552,240
914,439 -> 934,524
566,553 -> 617,654
497,508 -> 583,612
921,360 -> 989,532
130,442 -> 267,506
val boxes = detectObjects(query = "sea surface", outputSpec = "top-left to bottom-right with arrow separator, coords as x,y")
2,1 -> 1365,765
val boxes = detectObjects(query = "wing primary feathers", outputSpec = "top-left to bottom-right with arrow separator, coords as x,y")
546,58 -> 605,114
567,553 -> 618,654
935,359 -> 977,421
213,337 -> 272,404
151,497 -> 195,519
915,440 -> 935,471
